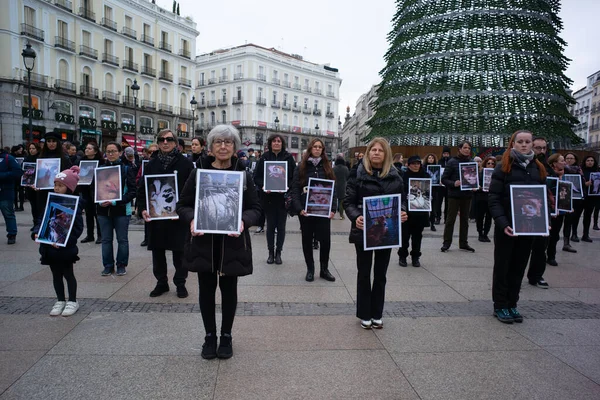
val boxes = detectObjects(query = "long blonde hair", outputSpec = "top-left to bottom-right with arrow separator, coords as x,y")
362,137 -> 393,178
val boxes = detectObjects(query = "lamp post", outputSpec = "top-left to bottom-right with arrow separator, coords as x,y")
190,96 -> 197,137
22,42 -> 36,144
274,116 -> 279,131
131,79 -> 140,154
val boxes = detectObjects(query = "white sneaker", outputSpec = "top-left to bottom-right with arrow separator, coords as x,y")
50,301 -> 66,316
61,301 -> 79,317
371,319 -> 383,329
360,319 -> 372,329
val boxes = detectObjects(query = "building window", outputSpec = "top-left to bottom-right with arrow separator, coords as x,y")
273,91 -> 278,102
53,100 -> 72,115
23,94 -> 41,109
210,112 -> 216,125
221,110 -> 227,123
81,105 -> 96,119
24,6 -> 35,26
157,119 -> 169,130
236,87 -> 242,100
222,89 -> 227,101
121,113 -> 134,125
140,116 -> 152,128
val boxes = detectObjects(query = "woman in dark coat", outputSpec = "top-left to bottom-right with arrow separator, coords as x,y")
344,137 -> 408,330
563,152 -> 583,246
488,130 -> 547,324
138,129 -> 194,298
580,155 -> 599,242
475,156 -> 497,242
78,142 -> 104,243
177,124 -> 262,360
24,142 -> 41,230
333,156 -> 349,219
423,153 -> 439,231
290,138 -> 337,282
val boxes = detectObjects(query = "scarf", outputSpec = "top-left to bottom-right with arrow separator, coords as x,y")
157,148 -> 179,170
511,148 -> 534,168
308,157 -> 321,167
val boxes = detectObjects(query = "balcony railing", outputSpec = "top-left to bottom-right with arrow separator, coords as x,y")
79,45 -> 98,59
158,103 -> 173,113
208,78 -> 217,84
101,17 -> 117,31
141,65 -> 156,77
218,99 -> 228,106
159,41 -> 172,52
141,34 -> 154,46
271,100 -> 281,109
123,60 -> 139,72
179,108 -> 193,118
302,107 -> 312,114
326,91 -> 335,98
303,86 -> 312,93
141,100 -> 155,109
326,111 -> 335,118
102,53 -> 119,67
293,83 -> 302,90
292,105 -> 302,112
54,36 -> 75,52
122,95 -> 135,107
20,23 -> 45,41
54,79 -> 76,93
232,97 -> 243,104
207,100 -> 217,108
122,26 -> 137,39
22,71 -> 49,88
197,101 -> 206,109
282,81 -> 291,88
54,0 -> 72,12
271,78 -> 280,85
79,7 -> 95,22
256,97 -> 267,105
80,85 -> 98,98
197,80 -> 206,87
257,74 -> 266,82
159,71 -> 173,82
282,103 -> 291,110
219,76 -> 228,83
314,89 -> 322,95
234,73 -> 243,80
179,77 -> 191,87
313,109 -> 322,116
102,91 -> 120,103
179,48 -> 191,58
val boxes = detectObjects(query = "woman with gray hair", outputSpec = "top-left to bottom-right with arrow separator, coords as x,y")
177,124 -> 262,360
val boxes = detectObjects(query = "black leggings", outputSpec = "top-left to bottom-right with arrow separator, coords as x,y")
50,263 -> 77,302
299,215 -> 331,271
198,272 -> 238,335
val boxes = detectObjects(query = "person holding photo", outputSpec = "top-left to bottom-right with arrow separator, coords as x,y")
79,142 -> 104,244
344,138 -> 408,329
580,156 -> 598,243
290,139 -> 337,282
544,153 -> 569,266
177,124 -> 262,360
423,153 -> 440,231
475,156 -> 497,242
96,142 -> 137,277
11,145 -> 26,212
24,142 -> 41,231
137,129 -> 194,298
488,130 -> 547,324
32,166 -> 83,316
563,152 -> 584,244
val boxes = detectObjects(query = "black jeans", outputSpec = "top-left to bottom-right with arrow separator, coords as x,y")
355,244 -> 391,321
476,199 -> 492,235
299,215 -> 331,271
432,186 -> 446,222
581,197 -> 595,237
84,195 -> 100,239
547,215 -> 565,260
398,218 -> 424,258
443,197 -> 472,247
198,272 -> 238,335
50,263 -> 77,302
13,182 -> 24,209
566,199 -> 584,237
26,187 -> 39,225
152,249 -> 187,288
266,205 -> 288,251
527,236 -> 548,283
492,226 -> 534,309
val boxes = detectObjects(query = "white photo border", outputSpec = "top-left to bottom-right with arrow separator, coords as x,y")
510,185 -> 549,236
304,177 -> 335,218
459,162 -> 479,191
362,193 -> 402,251
144,173 -> 179,221
408,178 -> 432,212
263,161 -> 288,192
78,160 -> 99,186
94,165 -> 122,203
35,192 -> 80,247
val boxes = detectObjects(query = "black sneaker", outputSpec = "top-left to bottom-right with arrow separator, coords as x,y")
7,235 -> 16,245
411,257 -> 421,268
440,244 -> 450,252
101,266 -> 114,276
140,240 -> 148,247
80,237 -> 95,243
201,334 -> 218,360
459,245 -> 475,253
529,279 -> 549,289
430,224 -> 437,232
176,286 -> 188,298
494,309 -> 514,324
217,333 -> 233,359
570,235 -> 580,243
149,284 -> 169,297
594,225 -> 600,231
509,308 -> 523,323
305,271 -> 314,282
581,236 -> 593,243
398,256 -> 408,267
546,259 -> 558,266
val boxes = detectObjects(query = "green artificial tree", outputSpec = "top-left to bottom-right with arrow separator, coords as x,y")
368,0 -> 580,146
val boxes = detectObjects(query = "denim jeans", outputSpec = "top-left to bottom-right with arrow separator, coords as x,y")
98,215 -> 130,268
0,199 -> 17,237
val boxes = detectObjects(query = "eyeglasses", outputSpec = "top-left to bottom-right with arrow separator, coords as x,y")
214,139 -> 234,147
106,150 -> 119,154
157,137 -> 176,143
487,162 -> 496,165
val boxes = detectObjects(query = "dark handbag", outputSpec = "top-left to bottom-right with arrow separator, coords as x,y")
284,191 -> 297,216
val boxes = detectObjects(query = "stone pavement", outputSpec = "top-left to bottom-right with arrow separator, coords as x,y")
1,204 -> 600,399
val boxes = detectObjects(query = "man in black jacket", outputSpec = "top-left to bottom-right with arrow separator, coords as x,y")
441,141 -> 476,252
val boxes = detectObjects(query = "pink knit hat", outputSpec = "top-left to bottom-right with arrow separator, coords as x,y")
54,166 -> 80,193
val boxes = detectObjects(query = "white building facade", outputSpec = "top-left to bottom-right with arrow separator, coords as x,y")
340,84 -> 378,156
194,44 -> 342,161
0,0 -> 198,150
569,70 -> 600,145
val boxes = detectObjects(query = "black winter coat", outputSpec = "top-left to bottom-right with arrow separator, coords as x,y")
290,159 -> 337,215
253,150 -> 296,207
488,160 -> 545,231
137,151 -> 194,251
441,155 -> 475,199
35,151 -> 72,216
344,164 -> 406,244
402,168 -> 430,228
95,160 -> 138,217
176,157 -> 262,276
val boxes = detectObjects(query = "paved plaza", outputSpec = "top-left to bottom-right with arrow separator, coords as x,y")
1,205 -> 600,399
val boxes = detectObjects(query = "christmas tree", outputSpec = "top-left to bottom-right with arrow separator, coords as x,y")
368,0 -> 580,146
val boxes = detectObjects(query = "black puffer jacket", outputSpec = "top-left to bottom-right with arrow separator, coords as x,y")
402,168 -> 430,228
441,155 -> 474,198
253,150 -> 296,206
176,157 -> 262,276
290,159 -> 337,215
488,160 -> 545,231
344,164 -> 406,244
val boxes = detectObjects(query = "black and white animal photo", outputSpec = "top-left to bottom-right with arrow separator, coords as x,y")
146,174 -> 179,220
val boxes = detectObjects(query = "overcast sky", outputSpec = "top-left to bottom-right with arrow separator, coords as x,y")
171,0 -> 600,116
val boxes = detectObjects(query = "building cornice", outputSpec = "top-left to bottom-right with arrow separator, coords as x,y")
119,0 -> 199,37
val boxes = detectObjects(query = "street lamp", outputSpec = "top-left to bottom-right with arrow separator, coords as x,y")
315,123 -> 319,135
190,96 -> 197,137
131,79 -> 140,154
22,42 -> 36,144
274,116 -> 279,131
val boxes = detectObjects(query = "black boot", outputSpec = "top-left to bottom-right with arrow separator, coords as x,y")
217,333 -> 233,359
320,262 -> 335,281
430,223 -> 436,232
306,264 -> 315,282
201,333 -> 217,359
275,249 -> 282,265
570,234 -> 580,243
267,249 -> 275,264
562,237 -> 577,253
478,232 -> 486,242
411,257 -> 421,268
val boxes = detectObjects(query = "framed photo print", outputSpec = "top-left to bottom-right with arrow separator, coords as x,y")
363,194 -> 402,251
564,174 -> 583,199
250,161 -> 257,172
557,181 -> 573,213
482,168 -> 494,192
21,162 -> 36,186
546,177 -> 559,217
408,178 -> 432,212
263,161 -> 288,192
35,158 -> 61,190
510,185 -> 549,236
304,178 -> 335,218
141,159 -> 149,175
145,173 -> 179,220
589,172 -> 600,196
426,165 -> 441,186
36,193 -> 80,247
194,170 -> 243,234
78,160 -> 99,186
459,162 -> 479,190
94,165 -> 122,203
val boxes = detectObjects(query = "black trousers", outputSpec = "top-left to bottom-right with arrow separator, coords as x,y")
476,199 -> 492,235
581,197 -> 596,237
566,199 -> 584,237
492,226 -> 534,309
13,182 -> 24,208
355,243 -> 391,321
50,263 -> 77,302
594,198 -> 600,226
299,215 -> 331,271
398,218 -> 424,258
84,196 -> 100,239
443,197 -> 472,247
527,236 -> 549,283
198,272 -> 238,335
266,205 -> 288,251
26,187 -> 39,226
432,186 -> 446,222
152,249 -> 187,287
547,215 -> 565,260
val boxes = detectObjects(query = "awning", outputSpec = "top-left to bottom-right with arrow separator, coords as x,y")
122,135 -> 148,153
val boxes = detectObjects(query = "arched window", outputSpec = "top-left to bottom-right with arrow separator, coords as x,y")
121,113 -> 134,125
178,122 -> 188,133
23,94 -> 41,109
210,111 -> 216,125
258,109 -> 263,122
236,108 -> 241,120
200,112 -> 205,125
157,119 -> 169,130
139,116 -> 153,128
304,117 -> 309,127
180,92 -> 187,110
58,59 -> 69,82
293,115 -> 298,126
82,66 -> 92,88
105,73 -> 114,91
100,109 -> 114,122
53,100 -> 72,115
161,88 -> 168,104
81,105 -> 97,119
144,83 -> 151,101
221,110 -> 227,123
283,114 -> 288,125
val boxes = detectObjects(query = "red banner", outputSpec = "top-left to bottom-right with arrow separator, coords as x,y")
122,135 -> 147,153
292,126 -> 301,133
326,130 -> 335,136
231,120 -> 241,126
257,121 -> 267,127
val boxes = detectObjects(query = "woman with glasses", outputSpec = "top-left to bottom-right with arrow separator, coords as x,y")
562,152 -> 582,251
24,142 -> 41,230
79,142 -> 104,244
253,134 -> 296,265
177,124 -> 262,360
475,156 -> 496,242
290,139 -> 337,282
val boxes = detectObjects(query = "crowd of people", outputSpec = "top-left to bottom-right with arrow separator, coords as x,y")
1,126 -> 599,357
